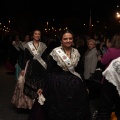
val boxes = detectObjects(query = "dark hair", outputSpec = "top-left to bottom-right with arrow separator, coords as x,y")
59,29 -> 74,40
111,33 -> 120,49
32,29 -> 41,34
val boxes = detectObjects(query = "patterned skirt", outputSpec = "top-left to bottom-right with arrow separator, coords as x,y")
11,75 -> 34,109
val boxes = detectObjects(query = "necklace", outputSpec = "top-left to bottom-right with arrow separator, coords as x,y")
66,52 -> 70,55
33,43 -> 39,49
64,51 -> 71,58
62,46 -> 72,58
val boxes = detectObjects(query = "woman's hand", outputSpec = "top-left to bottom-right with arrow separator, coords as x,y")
98,55 -> 102,61
37,89 -> 43,95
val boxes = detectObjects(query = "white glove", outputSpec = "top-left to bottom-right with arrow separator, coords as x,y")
38,93 -> 46,105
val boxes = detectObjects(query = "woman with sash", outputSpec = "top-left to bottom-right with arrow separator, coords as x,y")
11,34 -> 32,109
43,29 -> 91,120
19,29 -> 47,118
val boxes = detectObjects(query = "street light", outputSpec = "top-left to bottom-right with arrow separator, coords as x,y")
116,12 -> 120,31
116,12 -> 120,18
116,12 -> 120,24
8,20 -> 10,30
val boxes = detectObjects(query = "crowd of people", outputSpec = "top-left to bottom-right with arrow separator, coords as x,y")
0,28 -> 120,120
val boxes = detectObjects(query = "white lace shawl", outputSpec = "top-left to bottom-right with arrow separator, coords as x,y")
12,40 -> 21,51
25,41 -> 47,69
50,46 -> 80,71
102,57 -> 120,96
26,41 -> 47,57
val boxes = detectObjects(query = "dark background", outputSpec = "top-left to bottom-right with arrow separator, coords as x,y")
0,0 -> 120,34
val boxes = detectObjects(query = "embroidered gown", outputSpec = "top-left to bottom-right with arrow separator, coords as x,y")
11,41 -> 31,109
11,41 -> 47,109
23,41 -> 47,99
43,46 -> 91,120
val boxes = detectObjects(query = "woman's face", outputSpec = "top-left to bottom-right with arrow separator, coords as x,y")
15,36 -> 20,42
106,39 -> 112,48
24,35 -> 30,42
87,41 -> 95,49
33,30 -> 41,41
61,33 -> 73,48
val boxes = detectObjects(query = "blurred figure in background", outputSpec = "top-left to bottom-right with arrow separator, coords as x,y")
11,34 -> 32,109
96,33 -> 120,120
7,35 -> 22,74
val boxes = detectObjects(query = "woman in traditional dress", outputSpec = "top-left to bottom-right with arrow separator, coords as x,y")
20,29 -> 48,119
42,29 -> 91,120
12,29 -> 47,112
11,34 -> 32,109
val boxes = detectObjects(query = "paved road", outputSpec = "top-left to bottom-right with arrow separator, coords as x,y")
0,63 -> 30,120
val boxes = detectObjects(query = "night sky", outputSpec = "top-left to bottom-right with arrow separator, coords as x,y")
0,0 -> 120,34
